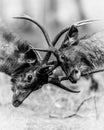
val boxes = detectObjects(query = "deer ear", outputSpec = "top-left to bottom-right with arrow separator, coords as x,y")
60,25 -> 79,49
67,25 -> 78,45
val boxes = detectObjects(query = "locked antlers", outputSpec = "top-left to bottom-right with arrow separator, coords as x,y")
15,17 -> 101,75
14,16 -> 81,93
14,16 -> 101,88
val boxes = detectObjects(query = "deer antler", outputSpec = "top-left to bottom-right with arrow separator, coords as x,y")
82,68 -> 104,76
74,19 -> 100,27
41,28 -> 70,64
13,16 -> 52,47
39,19 -> 100,63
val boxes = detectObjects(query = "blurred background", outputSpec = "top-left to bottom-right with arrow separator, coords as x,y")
1,0 -> 104,49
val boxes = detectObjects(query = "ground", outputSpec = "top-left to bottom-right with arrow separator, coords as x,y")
0,72 -> 104,130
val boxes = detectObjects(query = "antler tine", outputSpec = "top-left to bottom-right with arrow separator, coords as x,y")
82,68 -> 104,76
33,48 -> 53,53
52,27 -> 69,46
74,19 -> 100,27
13,16 -> 52,47
49,79 -> 80,93
35,51 -> 43,61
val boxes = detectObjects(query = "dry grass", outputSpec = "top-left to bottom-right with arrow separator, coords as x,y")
0,72 -> 104,130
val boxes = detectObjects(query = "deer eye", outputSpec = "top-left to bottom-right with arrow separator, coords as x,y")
11,78 -> 16,83
27,74 -> 33,82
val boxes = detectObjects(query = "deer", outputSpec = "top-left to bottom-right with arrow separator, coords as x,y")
1,16 -> 103,110
10,17 -> 81,107
21,17 -> 104,118
0,17 -> 81,107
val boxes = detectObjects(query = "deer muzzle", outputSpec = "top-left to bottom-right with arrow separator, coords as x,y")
69,68 -> 81,83
12,88 -> 32,107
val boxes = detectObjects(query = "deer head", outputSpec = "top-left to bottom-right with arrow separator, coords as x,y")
59,20 -> 104,83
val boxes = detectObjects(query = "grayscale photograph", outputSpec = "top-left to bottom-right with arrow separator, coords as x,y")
0,0 -> 104,130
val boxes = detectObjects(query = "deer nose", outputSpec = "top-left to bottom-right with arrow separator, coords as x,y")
69,68 -> 81,83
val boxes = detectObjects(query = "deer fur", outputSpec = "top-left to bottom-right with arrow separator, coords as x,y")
0,26 -> 39,75
59,26 -> 104,83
